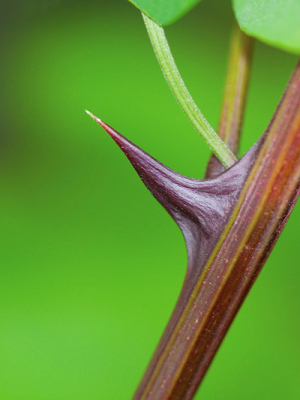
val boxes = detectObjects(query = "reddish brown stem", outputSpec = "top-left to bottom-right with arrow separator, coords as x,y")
206,21 -> 254,178
132,61 -> 300,399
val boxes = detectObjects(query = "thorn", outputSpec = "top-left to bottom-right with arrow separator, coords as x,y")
85,110 -> 121,142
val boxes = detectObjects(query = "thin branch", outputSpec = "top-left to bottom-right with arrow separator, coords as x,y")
206,21 -> 254,178
142,12 -> 237,169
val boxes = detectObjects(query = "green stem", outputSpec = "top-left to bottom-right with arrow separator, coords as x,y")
142,12 -> 237,169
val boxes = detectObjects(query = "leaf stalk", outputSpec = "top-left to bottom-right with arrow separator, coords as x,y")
142,12 -> 237,169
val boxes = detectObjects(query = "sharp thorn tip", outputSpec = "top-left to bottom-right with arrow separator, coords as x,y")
85,110 -> 102,124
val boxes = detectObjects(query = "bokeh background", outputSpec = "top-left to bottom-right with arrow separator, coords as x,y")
0,0 -> 299,399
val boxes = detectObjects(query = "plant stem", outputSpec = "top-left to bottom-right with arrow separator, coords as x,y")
142,12 -> 237,169
133,60 -> 300,399
206,21 -> 254,178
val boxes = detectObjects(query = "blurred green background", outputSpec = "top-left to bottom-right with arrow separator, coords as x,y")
0,0 -> 299,399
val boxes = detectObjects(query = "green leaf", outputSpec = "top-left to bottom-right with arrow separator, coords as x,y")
128,0 -> 203,26
232,0 -> 300,54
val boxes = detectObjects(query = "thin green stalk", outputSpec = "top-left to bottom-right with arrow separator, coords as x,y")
142,12 -> 237,169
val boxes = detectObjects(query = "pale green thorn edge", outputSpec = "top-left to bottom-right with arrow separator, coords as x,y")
142,12 -> 237,169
